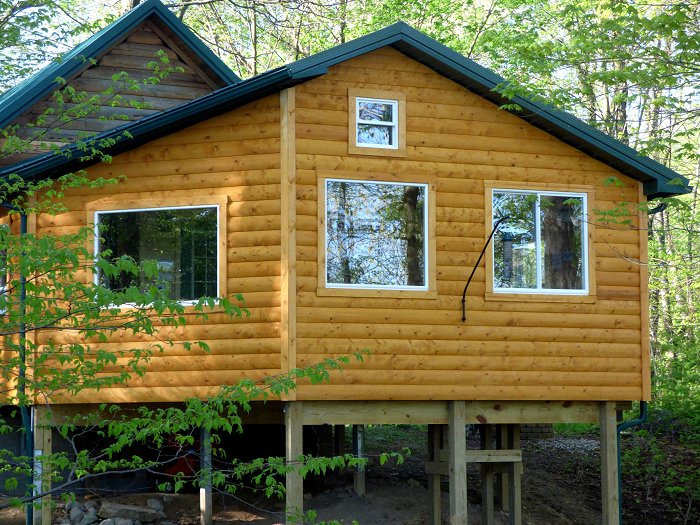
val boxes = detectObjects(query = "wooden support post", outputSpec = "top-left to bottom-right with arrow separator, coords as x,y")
600,402 -> 620,525
199,427 -> 212,525
33,408 -> 52,525
496,424 -> 508,508
507,462 -> 522,525
427,425 -> 442,525
352,424 -> 365,498
481,465 -> 495,525
481,425 -> 495,525
333,425 -> 345,456
448,401 -> 467,525
285,402 -> 303,524
496,424 -> 523,507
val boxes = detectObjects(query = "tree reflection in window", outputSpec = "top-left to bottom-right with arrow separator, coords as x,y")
492,190 -> 586,293
96,206 -> 218,301
325,179 -> 427,288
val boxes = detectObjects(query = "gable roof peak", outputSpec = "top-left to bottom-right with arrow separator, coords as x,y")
0,0 -> 238,130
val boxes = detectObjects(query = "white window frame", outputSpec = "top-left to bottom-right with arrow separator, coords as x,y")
324,178 -> 430,291
355,97 -> 399,150
491,188 -> 589,295
93,204 -> 222,305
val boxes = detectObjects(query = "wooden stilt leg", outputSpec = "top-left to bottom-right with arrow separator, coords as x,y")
285,401 -> 303,524
200,427 -> 212,525
507,462 -> 522,525
333,425 -> 345,456
352,424 -> 365,498
481,465 -> 495,525
497,424 -> 509,508
513,425 -> 522,475
428,424 -> 442,525
448,401 -> 467,525
33,407 -> 52,525
481,425 -> 495,525
600,402 -> 620,525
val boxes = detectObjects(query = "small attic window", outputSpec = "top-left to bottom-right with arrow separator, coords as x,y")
356,98 -> 398,148
348,89 -> 406,157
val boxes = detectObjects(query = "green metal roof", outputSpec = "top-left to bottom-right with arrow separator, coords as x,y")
0,21 -> 689,198
0,0 -> 239,130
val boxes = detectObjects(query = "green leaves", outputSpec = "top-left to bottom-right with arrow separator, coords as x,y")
0,354 -> 372,506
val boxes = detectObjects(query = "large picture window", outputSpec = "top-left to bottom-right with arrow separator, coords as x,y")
492,189 -> 588,294
95,206 -> 219,301
324,179 -> 428,290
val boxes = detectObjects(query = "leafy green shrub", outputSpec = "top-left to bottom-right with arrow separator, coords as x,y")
622,430 -> 699,524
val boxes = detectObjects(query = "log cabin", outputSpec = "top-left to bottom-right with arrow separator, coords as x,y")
0,1 -> 691,524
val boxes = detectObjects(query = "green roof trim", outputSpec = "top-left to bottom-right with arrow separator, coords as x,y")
0,21 -> 689,198
0,0 -> 239,130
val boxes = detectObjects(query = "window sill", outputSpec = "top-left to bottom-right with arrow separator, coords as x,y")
102,299 -> 217,311
348,144 -> 407,157
317,287 -> 437,299
484,292 -> 597,303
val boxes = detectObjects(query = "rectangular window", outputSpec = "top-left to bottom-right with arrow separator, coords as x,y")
324,179 -> 428,290
95,206 -> 219,301
348,89 -> 406,157
492,189 -> 588,294
356,97 -> 398,149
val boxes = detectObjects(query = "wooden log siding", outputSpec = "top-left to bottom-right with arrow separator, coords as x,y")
33,95 -> 283,404
293,47 -> 647,402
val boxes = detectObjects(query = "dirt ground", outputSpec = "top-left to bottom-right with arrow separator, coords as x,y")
1,428 -> 696,524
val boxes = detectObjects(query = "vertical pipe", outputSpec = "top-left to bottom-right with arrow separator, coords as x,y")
18,212 -> 33,525
199,427 -> 212,525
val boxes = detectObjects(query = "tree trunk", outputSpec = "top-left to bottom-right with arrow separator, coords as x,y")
338,183 -> 352,284
402,186 -> 423,286
541,197 -> 579,289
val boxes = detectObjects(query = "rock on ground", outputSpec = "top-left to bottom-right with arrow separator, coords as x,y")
97,502 -> 166,523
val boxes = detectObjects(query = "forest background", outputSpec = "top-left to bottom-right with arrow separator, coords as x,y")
1,0 -> 698,521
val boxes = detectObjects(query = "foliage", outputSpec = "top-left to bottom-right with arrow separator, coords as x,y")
552,422 -> 596,437
622,430 -> 699,525
1,352 -> 371,512
0,0 -> 111,91
648,339 -> 700,446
